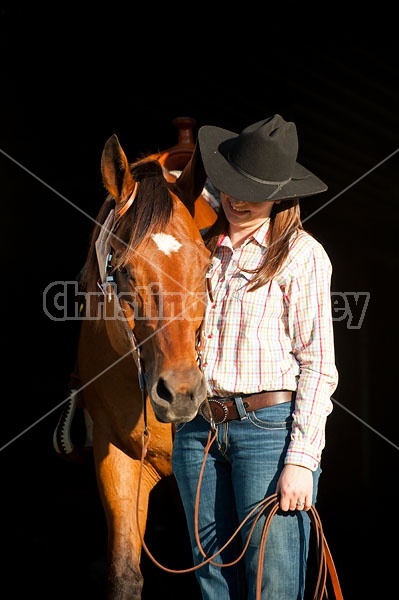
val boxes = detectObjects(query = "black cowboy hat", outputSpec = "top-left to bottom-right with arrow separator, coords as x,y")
197,114 -> 327,203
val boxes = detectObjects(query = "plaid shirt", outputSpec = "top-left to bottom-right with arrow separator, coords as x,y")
202,220 -> 338,470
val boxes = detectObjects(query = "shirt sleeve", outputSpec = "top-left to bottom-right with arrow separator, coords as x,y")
283,237 -> 339,471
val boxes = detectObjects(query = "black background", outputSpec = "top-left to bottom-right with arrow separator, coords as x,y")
1,6 -> 398,599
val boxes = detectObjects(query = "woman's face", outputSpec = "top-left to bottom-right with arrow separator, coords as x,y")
220,192 -> 275,228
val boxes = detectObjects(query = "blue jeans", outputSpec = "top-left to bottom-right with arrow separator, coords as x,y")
172,398 -> 321,600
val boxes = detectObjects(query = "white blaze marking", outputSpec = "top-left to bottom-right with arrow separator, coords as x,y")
152,233 -> 182,256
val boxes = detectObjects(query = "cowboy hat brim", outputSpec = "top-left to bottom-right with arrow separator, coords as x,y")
198,125 -> 328,202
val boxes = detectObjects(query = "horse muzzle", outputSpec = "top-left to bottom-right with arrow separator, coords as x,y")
149,366 -> 206,423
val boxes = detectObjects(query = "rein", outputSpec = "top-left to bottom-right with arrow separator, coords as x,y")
137,426 -> 275,576
137,425 -> 344,600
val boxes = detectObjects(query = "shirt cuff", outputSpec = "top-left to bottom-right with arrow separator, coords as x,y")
284,445 -> 320,471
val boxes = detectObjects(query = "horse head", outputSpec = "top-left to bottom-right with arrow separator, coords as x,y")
88,134 -> 211,424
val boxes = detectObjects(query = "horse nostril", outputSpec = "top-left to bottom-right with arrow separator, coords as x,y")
156,378 -> 173,403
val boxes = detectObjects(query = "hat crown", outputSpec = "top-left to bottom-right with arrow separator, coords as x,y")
228,114 -> 298,183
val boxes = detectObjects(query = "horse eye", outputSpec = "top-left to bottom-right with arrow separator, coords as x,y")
117,265 -> 128,276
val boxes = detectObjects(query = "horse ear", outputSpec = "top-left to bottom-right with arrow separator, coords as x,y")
101,134 -> 136,203
169,141 -> 207,212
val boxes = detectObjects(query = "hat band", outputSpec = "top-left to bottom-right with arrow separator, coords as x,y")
228,153 -> 292,199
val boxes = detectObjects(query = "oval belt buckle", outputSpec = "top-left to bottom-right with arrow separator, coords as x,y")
208,399 -> 229,425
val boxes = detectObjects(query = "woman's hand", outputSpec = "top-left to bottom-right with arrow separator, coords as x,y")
276,464 -> 313,511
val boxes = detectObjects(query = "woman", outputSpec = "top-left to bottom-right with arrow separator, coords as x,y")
172,114 -> 339,599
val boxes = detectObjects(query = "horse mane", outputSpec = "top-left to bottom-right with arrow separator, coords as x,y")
79,157 -> 174,312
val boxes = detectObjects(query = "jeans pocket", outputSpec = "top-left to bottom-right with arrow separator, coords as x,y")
247,400 -> 294,430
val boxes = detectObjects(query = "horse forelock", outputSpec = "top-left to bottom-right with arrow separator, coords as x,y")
115,159 -> 174,265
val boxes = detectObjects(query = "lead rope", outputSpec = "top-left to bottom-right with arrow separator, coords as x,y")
139,425 -> 344,597
138,421 -> 343,599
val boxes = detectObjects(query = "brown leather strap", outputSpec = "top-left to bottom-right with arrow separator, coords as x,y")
308,505 -> 344,600
256,495 -> 344,600
200,390 -> 293,424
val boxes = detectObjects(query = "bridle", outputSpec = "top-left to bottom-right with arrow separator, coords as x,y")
95,187 -> 207,435
95,185 -> 149,433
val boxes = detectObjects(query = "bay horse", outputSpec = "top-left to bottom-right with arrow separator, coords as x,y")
66,120 -> 217,599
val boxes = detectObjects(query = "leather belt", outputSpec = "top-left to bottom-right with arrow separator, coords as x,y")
199,390 -> 294,425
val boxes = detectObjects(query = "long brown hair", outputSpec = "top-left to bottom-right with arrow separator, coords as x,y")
202,198 -> 304,291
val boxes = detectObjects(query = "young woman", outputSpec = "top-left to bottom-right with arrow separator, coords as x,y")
172,114 -> 339,599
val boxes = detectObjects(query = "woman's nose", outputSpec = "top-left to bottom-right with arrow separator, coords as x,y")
230,197 -> 246,207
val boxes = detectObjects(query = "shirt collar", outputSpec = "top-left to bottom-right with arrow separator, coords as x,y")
217,218 -> 270,249
252,218 -> 270,248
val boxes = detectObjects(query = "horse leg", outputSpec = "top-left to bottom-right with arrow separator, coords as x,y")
93,438 -> 160,600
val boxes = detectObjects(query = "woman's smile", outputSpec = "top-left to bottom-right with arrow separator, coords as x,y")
221,192 -> 275,225
227,199 -> 250,215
